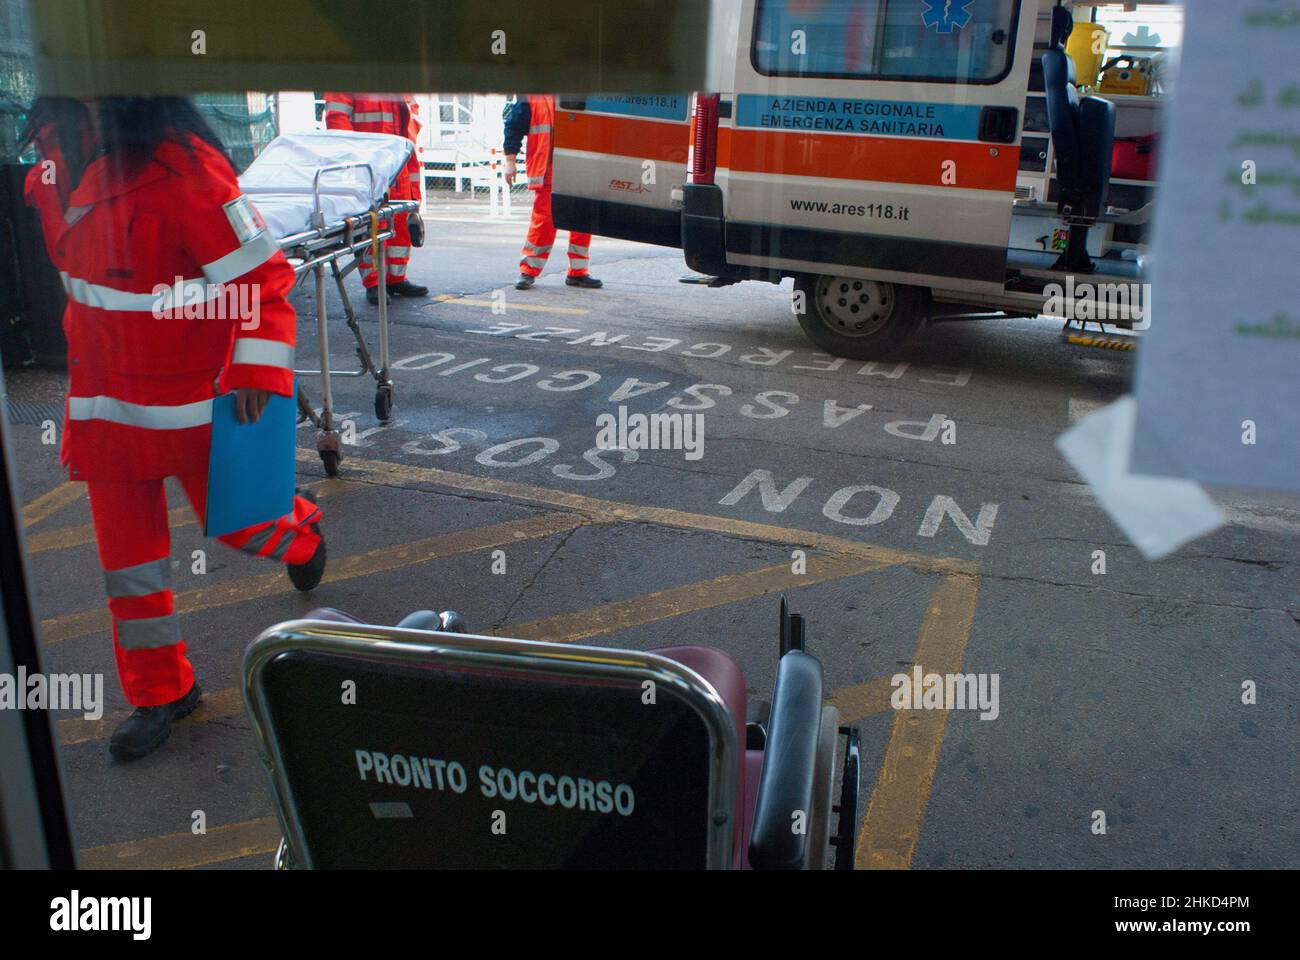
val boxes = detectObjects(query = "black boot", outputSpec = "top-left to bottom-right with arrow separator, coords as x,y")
386,280 -> 429,297
565,274 -> 603,288
287,490 -> 327,591
109,682 -> 202,762
515,274 -> 536,290
366,286 -> 389,306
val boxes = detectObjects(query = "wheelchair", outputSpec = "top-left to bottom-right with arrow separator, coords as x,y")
242,599 -> 860,869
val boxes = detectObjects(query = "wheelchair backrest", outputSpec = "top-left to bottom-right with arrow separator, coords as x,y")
242,620 -> 738,869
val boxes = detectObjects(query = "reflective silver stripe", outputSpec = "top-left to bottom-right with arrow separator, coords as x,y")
387,264 -> 408,279
61,271 -> 203,313
325,102 -> 354,117
203,227 -> 279,285
239,526 -> 275,556
524,244 -> 552,255
231,337 -> 294,370
104,558 -> 172,599
527,176 -> 545,186
528,124 -> 553,134
523,256 -> 547,269
569,261 -> 590,271
568,245 -> 590,256
68,395 -> 213,430
115,614 -> 182,650
64,205 -> 91,226
268,534 -> 296,562
385,245 -> 411,258
354,111 -> 395,123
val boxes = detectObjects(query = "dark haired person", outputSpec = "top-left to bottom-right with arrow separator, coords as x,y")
23,96 -> 327,762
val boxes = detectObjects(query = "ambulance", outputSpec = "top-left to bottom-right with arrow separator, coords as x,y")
553,0 -> 1173,358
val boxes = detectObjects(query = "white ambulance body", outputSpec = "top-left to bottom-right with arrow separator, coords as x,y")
554,0 -> 1165,359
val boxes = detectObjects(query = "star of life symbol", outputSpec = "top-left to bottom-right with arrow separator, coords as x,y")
922,0 -> 975,34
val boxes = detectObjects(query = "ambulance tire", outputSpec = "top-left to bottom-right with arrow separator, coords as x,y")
795,275 -> 928,360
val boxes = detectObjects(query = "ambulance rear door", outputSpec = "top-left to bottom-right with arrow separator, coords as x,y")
552,94 -> 693,248
722,0 -> 1039,294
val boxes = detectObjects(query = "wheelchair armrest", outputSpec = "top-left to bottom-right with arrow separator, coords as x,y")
748,650 -> 825,870
1077,96 -> 1116,214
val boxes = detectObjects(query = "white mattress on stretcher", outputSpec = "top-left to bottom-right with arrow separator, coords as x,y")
239,131 -> 415,240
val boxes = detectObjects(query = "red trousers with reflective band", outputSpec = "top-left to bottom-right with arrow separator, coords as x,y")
520,183 -> 591,278
359,211 -> 411,288
86,473 -> 321,707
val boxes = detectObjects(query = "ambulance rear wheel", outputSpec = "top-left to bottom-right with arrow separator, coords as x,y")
795,274 -> 928,359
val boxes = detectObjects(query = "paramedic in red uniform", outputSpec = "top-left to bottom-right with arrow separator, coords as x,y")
23,97 -> 328,762
503,95 -> 603,290
323,92 -> 429,305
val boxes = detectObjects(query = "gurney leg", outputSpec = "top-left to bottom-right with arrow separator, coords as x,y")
314,263 -> 342,477
374,236 -> 395,423
331,257 -> 378,379
296,384 -> 321,428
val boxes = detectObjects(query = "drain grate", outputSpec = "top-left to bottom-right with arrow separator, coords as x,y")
5,400 -> 65,425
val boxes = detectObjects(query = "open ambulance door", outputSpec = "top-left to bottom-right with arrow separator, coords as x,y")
686,0 -> 1040,354
552,95 -> 693,248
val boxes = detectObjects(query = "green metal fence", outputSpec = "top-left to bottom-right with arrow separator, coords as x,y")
2,0 -> 278,169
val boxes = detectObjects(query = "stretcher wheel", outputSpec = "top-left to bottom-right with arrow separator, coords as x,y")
320,449 -> 341,477
374,383 -> 394,422
795,274 -> 929,360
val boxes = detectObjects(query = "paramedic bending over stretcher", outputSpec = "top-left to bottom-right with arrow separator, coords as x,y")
22,97 -> 329,762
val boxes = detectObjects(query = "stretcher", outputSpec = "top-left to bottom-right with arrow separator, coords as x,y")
240,131 -> 420,476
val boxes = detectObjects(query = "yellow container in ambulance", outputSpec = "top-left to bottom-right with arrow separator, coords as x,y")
1098,56 -> 1154,96
1065,22 -> 1110,89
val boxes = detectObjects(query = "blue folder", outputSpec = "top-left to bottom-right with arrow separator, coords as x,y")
205,384 -> 297,538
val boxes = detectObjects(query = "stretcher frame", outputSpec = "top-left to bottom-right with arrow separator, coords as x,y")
274,161 -> 418,477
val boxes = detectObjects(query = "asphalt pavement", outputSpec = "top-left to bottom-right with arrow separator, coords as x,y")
8,194 -> 1298,869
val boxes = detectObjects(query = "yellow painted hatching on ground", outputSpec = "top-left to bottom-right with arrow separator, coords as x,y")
27,452 -> 980,871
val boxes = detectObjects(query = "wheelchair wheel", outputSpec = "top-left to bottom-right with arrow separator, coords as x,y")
806,704 -> 840,869
274,838 -> 295,870
832,726 -> 862,870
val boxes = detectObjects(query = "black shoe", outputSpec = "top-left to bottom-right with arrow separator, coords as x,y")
366,287 -> 390,306
515,274 -> 536,290
109,683 -> 202,762
565,274 -> 603,289
287,490 -> 327,591
386,280 -> 429,297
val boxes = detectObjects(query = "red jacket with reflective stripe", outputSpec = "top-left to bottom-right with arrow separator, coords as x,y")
25,131 -> 298,482
323,93 -> 422,200
523,94 -> 555,191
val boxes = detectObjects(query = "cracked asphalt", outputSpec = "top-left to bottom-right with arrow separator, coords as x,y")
9,195 -> 1299,868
